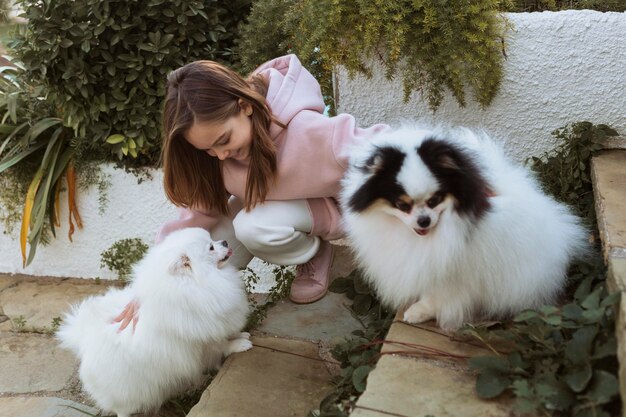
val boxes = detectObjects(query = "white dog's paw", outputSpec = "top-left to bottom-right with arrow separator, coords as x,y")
403,301 -> 436,324
226,337 -> 253,355
237,332 -> 251,340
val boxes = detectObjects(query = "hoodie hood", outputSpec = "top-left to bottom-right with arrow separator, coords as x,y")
254,55 -> 326,136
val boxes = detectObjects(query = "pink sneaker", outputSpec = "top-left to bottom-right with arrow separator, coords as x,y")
289,240 -> 334,304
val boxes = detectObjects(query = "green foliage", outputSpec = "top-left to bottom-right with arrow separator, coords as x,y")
329,269 -> 391,325
12,314 -> 26,330
10,0 -> 251,162
243,263 -> 295,329
0,0 -> 251,266
0,63 -> 76,266
464,268 -> 620,416
0,1 -> 11,23
505,0 -> 626,11
239,0 -> 507,111
461,122 -> 622,417
529,122 -> 618,223
100,238 -> 149,281
312,269 -> 393,416
236,0 -> 335,114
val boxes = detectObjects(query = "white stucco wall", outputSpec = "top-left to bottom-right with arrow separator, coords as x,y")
0,164 -> 278,291
0,10 -> 623,283
336,10 -> 626,163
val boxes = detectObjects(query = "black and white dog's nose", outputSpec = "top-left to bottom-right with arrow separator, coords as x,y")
417,216 -> 431,228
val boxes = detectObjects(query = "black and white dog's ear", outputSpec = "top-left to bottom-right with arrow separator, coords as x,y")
359,147 -> 386,174
435,152 -> 461,171
169,254 -> 192,276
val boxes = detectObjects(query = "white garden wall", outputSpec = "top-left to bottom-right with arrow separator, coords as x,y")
0,164 -> 278,291
0,10 -> 623,283
336,10 -> 625,163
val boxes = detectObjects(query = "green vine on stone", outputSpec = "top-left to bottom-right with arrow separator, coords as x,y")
311,269 -> 394,417
243,263 -> 296,330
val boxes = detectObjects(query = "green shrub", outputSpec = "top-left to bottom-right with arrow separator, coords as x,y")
100,238 -> 149,281
237,0 -> 335,113
238,0 -> 506,111
11,0 -> 251,162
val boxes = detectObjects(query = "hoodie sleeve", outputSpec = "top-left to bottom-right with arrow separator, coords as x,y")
155,207 -> 220,243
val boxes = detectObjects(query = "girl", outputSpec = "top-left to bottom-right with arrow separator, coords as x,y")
115,55 -> 387,330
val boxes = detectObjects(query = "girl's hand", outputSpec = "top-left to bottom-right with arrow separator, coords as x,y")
112,299 -> 139,333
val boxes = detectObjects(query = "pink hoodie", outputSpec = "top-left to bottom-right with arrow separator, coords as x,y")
157,55 -> 388,243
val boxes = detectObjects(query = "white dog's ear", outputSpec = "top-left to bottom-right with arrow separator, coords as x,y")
169,254 -> 192,276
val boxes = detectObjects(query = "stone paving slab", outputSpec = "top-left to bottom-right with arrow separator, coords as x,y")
0,396 -> 98,417
0,274 -> 19,292
0,275 -> 115,331
351,355 -> 512,417
257,292 -> 361,342
0,332 -> 76,394
382,319 -> 493,358
591,151 -> 626,269
187,336 -> 334,417
591,151 -> 626,416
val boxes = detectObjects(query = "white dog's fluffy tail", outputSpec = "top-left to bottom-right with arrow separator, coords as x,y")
56,287 -> 132,355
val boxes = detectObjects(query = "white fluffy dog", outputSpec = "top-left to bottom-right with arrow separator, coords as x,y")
57,227 -> 251,417
340,126 -> 588,330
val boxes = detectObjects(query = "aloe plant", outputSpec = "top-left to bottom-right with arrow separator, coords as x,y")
0,62 -> 80,267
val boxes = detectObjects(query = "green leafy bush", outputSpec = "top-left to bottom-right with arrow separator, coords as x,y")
238,0 -> 506,111
0,0 -> 251,266
100,238 -> 149,281
236,0 -> 335,113
11,0 -> 251,162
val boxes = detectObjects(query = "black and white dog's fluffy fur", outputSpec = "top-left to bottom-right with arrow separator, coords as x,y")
340,126 -> 588,329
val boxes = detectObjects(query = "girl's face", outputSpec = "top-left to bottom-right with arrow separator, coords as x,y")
185,102 -> 253,161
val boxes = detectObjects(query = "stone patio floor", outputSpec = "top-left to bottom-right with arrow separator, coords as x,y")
0,246 -> 517,417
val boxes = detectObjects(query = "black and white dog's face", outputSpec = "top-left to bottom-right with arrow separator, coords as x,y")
343,127 -> 493,236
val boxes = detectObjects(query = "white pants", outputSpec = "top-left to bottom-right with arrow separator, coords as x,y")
210,198 -> 320,269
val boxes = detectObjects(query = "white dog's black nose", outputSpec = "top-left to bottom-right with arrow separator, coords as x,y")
417,216 -> 431,228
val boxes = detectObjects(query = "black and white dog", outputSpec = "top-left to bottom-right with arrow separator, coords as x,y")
340,125 -> 588,329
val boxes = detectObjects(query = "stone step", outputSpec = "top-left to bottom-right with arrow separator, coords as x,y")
350,315 -> 514,417
591,150 -> 626,417
187,336 -> 334,417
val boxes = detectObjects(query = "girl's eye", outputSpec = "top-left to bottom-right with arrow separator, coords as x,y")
426,193 -> 445,208
395,200 -> 412,212
209,244 -> 214,251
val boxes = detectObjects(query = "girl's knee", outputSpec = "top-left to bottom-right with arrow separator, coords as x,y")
232,210 -> 267,250
233,210 -> 302,252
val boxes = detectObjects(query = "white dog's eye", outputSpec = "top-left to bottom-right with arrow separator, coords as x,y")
209,244 -> 214,251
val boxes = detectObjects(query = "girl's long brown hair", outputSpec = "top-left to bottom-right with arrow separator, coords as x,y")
161,61 -> 279,215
